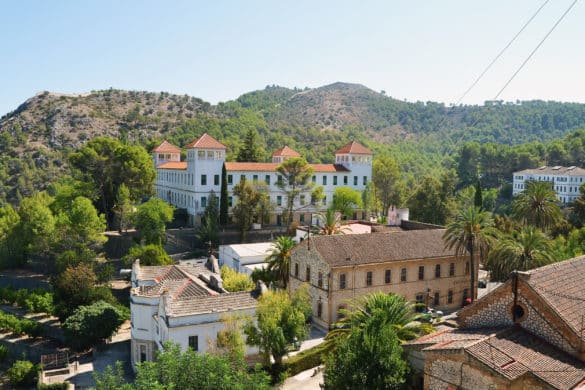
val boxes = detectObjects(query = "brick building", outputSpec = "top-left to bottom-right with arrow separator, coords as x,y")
406,255 -> 585,389
288,224 -> 475,329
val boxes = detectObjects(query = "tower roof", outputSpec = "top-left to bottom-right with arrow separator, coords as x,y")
185,133 -> 226,149
335,141 -> 373,155
152,140 -> 181,153
272,146 -> 301,157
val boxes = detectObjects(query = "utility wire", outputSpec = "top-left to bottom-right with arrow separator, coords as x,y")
493,0 -> 580,100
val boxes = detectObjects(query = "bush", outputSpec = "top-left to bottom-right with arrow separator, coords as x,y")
0,311 -> 43,338
123,244 -> 172,266
0,344 -> 9,361
220,266 -> 255,292
0,287 -> 54,314
284,342 -> 332,377
37,383 -> 70,389
7,360 -> 38,387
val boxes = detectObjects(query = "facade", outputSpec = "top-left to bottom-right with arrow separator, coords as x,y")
153,134 -> 373,225
406,255 -> 585,389
130,259 -> 259,370
512,165 -> 585,204
288,224 -> 475,329
218,242 -> 274,275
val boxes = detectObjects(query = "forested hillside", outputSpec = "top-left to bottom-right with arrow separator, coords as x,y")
2,82 -> 585,205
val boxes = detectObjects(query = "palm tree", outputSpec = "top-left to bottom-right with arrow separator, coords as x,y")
570,184 -> 585,226
265,236 -> 295,289
326,292 -> 431,343
485,226 -> 555,282
443,206 -> 497,303
315,207 -> 346,235
512,181 -> 563,230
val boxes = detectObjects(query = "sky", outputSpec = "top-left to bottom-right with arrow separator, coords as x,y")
0,0 -> 583,117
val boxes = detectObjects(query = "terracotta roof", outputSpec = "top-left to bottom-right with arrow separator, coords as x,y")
515,166 -> 585,176
272,146 -> 301,157
157,162 -> 188,170
335,141 -> 373,155
170,290 -> 259,316
224,162 -> 349,173
523,255 -> 585,337
134,264 -> 217,299
296,229 -> 454,267
152,141 -> 181,153
185,133 -> 226,149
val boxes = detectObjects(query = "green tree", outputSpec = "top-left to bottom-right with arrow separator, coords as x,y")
276,157 -> 315,227
570,184 -> 585,227
244,285 -> 311,367
323,310 -> 409,389
407,175 -> 455,225
512,181 -> 563,231
315,207 -> 345,235
197,191 -> 220,247
372,155 -> 402,213
124,244 -> 172,266
237,128 -> 263,162
55,247 -> 97,273
485,226 -> 555,282
0,204 -> 24,267
265,235 -> 295,289
456,142 -> 481,189
443,206 -> 497,302
474,178 -> 483,209
16,192 -> 55,257
361,181 -> 377,218
220,265 -> 255,292
135,198 -> 174,245
63,300 -> 129,351
332,187 -> 363,219
114,184 -> 134,232
220,164 -> 229,226
231,180 -> 271,242
53,196 -> 107,253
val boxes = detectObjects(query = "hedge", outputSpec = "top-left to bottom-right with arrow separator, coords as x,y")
0,311 -> 43,338
283,341 -> 334,377
0,286 -> 54,315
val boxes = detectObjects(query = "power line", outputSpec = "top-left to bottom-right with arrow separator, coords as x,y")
494,0 -> 579,100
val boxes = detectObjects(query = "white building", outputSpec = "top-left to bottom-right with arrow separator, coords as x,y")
153,134 -> 373,225
512,166 -> 585,204
218,242 -> 275,275
130,260 -> 259,370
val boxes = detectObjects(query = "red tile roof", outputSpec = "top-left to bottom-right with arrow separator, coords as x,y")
272,146 -> 301,157
224,162 -> 349,173
185,133 -> 226,149
157,162 -> 187,170
335,141 -> 373,155
152,140 -> 181,153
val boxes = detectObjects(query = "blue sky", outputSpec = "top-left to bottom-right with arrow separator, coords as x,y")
0,0 -> 583,116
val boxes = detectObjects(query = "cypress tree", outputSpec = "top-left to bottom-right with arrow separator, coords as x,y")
220,164 -> 229,226
474,178 -> 483,210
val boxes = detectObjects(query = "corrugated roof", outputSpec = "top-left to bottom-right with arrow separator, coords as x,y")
185,133 -> 226,149
335,141 -> 373,155
224,162 -> 349,173
152,141 -> 181,153
295,229 -> 453,267
272,146 -> 301,157
157,162 -> 188,170
515,166 -> 585,176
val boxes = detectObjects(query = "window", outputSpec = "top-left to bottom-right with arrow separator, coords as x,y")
318,272 -> 323,288
340,273 -> 346,289
140,344 -> 147,362
323,176 -> 327,185
198,150 -> 205,159
294,263 -> 299,278
188,335 -> 198,351
306,266 -> 311,282
240,174 -> 246,182
228,196 -> 233,207
415,294 -> 425,312
277,175 -> 283,185
300,195 -> 306,205
277,196 -> 282,206
385,269 -> 391,284
300,214 -> 305,223
265,175 -> 271,185
312,175 -> 316,183
434,292 -> 440,306
317,301 -> 322,318
353,176 -> 358,186
201,197 -> 207,208
449,262 -> 455,277
400,268 -> 407,282
465,262 -> 470,275
201,175 -> 207,185
435,264 -> 441,278
214,174 -> 220,186
418,266 -> 425,280
366,271 -> 372,286
447,290 -> 453,304
253,174 -> 258,182
344,176 -> 348,185
463,288 -> 469,302
227,174 -> 233,185
333,176 -> 338,185
363,176 -> 367,185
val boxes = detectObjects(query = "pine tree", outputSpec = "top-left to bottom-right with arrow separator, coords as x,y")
236,129 -> 263,162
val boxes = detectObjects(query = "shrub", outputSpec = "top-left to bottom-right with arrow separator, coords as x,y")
7,360 -> 37,387
37,383 -> 70,389
220,266 -> 255,292
0,311 -> 43,338
0,344 -> 9,361
284,341 -> 333,377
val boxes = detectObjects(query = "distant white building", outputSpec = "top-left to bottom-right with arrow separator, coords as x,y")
130,260 -> 259,370
512,166 -> 585,204
152,133 -> 373,225
218,242 -> 275,275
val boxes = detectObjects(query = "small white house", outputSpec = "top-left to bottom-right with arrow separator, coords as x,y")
218,243 -> 275,275
130,260 -> 259,370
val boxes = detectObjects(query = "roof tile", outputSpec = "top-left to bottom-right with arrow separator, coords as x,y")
335,141 -> 373,155
152,141 -> 181,153
185,133 -> 226,149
